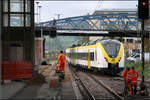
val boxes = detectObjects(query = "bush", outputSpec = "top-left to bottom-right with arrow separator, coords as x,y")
124,61 -> 150,80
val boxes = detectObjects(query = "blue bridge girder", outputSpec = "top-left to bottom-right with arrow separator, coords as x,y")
36,13 -> 138,31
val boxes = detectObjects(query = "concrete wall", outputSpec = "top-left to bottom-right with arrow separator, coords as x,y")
1,0 -> 35,79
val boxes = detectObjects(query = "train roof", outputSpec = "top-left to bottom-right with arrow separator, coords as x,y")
68,39 -> 121,49
99,39 -> 121,44
82,39 -> 121,46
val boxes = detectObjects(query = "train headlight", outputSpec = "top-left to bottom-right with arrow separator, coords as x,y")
104,57 -> 108,62
119,57 -> 121,61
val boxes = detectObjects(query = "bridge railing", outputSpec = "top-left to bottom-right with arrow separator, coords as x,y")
36,13 -> 139,31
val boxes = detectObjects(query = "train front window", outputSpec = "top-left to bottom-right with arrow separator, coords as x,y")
101,41 -> 120,58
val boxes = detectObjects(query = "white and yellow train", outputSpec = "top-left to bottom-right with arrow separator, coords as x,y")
65,39 -> 124,74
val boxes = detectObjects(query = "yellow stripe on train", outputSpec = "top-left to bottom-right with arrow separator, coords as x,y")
66,42 -> 123,64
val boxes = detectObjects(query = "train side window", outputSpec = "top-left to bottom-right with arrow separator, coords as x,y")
90,52 -> 94,61
77,53 -> 79,59
86,53 -> 88,60
77,53 -> 81,59
95,50 -> 97,61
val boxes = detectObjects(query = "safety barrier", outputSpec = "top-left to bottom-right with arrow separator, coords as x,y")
2,61 -> 32,80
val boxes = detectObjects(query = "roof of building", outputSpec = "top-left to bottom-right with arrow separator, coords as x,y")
95,9 -> 136,11
93,9 -> 137,14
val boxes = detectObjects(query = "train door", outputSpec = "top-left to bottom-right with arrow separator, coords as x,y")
88,49 -> 91,69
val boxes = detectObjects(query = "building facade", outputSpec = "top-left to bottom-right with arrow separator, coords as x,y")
123,37 -> 141,50
1,0 -> 35,80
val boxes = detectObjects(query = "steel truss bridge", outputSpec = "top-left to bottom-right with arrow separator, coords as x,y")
35,13 -> 149,37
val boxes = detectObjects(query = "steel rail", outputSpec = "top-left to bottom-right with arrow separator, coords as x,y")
70,67 -> 96,100
87,73 -> 124,100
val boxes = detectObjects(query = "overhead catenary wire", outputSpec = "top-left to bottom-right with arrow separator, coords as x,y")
94,0 -> 103,13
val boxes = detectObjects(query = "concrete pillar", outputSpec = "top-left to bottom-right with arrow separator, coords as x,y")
35,38 -> 44,65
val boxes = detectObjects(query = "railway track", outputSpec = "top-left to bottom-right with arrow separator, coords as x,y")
70,66 -> 124,100
94,73 -> 150,94
87,73 -> 124,100
70,67 -> 95,100
92,73 -> 125,95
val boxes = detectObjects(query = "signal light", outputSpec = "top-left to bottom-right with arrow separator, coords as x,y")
138,0 -> 149,20
142,2 -> 146,6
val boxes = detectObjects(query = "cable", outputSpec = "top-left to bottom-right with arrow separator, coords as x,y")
94,0 -> 103,13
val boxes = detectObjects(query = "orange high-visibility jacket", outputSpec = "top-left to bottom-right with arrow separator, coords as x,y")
58,53 -> 66,64
127,69 -> 138,84
122,69 -> 128,80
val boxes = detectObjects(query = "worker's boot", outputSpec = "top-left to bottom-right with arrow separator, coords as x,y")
58,71 -> 65,80
56,69 -> 61,73
61,71 -> 65,79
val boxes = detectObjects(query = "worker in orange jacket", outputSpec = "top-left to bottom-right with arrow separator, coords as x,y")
122,67 -> 130,96
57,51 -> 66,72
127,66 -> 138,96
122,67 -> 130,80
130,66 -> 138,95
126,67 -> 133,96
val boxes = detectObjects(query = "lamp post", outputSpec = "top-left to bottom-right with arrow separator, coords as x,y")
36,2 -> 39,23
53,14 -> 63,55
38,5 -> 43,61
38,5 -> 42,23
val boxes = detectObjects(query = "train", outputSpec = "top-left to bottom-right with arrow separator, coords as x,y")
65,39 -> 124,74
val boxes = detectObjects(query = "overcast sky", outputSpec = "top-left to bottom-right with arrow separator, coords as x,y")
35,1 -> 138,23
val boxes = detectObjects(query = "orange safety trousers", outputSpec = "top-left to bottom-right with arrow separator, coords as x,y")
122,69 -> 132,96
58,62 -> 65,71
127,72 -> 132,96
57,53 -> 66,71
127,82 -> 132,96
126,69 -> 138,96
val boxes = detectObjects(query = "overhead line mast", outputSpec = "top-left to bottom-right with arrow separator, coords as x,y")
138,0 -> 149,91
